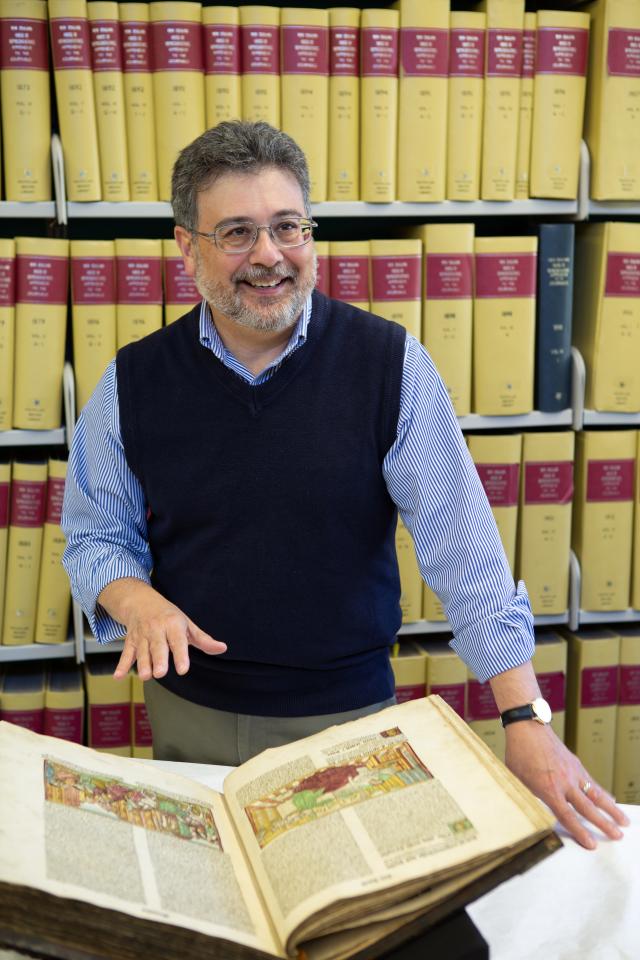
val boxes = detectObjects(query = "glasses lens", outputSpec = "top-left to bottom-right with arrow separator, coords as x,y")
216,221 -> 257,252
271,218 -> 311,247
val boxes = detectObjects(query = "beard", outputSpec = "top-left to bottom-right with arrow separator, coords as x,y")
193,248 -> 317,334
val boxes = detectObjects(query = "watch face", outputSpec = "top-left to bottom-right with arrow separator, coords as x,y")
532,697 -> 552,724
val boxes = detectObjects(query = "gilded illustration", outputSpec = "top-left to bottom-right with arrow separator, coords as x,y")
44,758 -> 222,849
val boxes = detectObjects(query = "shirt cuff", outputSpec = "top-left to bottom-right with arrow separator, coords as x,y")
80,556 -> 151,645
449,580 -> 535,683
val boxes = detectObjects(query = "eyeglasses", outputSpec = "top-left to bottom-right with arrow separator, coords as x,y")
192,216 -> 318,254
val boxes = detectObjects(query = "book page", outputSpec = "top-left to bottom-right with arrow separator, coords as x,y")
0,722 -> 282,958
222,697 -> 554,954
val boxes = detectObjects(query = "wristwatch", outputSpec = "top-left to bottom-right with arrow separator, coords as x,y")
500,697 -> 552,728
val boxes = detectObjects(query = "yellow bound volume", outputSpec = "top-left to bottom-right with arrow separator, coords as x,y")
329,240 -> 369,310
446,11 -> 485,201
87,1 -> 129,201
613,627 -> 640,803
44,664 -> 84,743
14,237 -> 69,429
119,3 -> 158,201
0,0 -> 51,200
369,239 -> 421,338
0,665 -> 45,731
514,13 -> 536,200
423,642 -> 466,719
633,430 -> 640,608
84,655 -> 132,756
34,460 -> 70,645
48,0 -> 101,200
131,671 -> 153,758
149,1 -> 205,202
203,6 -> 241,126
115,239 -> 163,348
395,517 -> 421,623
239,6 -> 280,127
531,631 -> 567,742
327,8 -> 360,201
162,238 -> 200,325
361,8 -> 399,202
467,667 -> 504,761
0,463 -> 11,634
314,239 -> 330,296
467,433 -> 522,575
473,235 -> 537,415
2,461 -> 48,646
0,239 -> 15,431
390,641 -> 427,702
70,239 -> 117,414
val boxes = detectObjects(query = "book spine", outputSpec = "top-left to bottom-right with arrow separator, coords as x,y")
203,6 -> 241,126
34,461 -> 70,645
0,668 -> 45,732
514,13 -> 536,200
397,0 -> 449,202
423,646 -> 466,717
87,1 -> 129,201
531,633 -> 567,742
535,224 -> 575,412
131,671 -> 153,757
281,9 -> 329,203
119,2 -> 158,201
0,463 -> 10,634
446,12 -> 485,201
70,240 -> 117,413
369,239 -> 421,339
390,643 -> 427,702
314,240 -> 330,296
0,0 -> 52,200
162,238 -> 200,325
395,517 -> 421,623
150,1 -> 205,202
84,662 -> 132,755
329,241 -> 370,310
239,6 -> 280,127
466,670 -> 505,761
473,236 -> 537,415
613,631 -> 640,802
115,239 -> 163,348
49,0 -> 102,200
14,237 -> 69,429
0,239 -> 15,431
327,8 -> 359,201
360,9 -> 399,202
2,461 -> 48,646
633,431 -> 640,609
44,667 -> 84,742
467,432 -> 522,575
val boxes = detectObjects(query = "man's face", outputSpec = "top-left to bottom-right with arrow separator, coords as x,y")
177,167 -> 317,334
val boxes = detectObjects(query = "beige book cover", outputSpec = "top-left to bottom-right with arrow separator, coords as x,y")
467,433 -> 522,575
329,240 -> 369,310
13,237 -> 69,430
423,583 -> 447,623
573,221 -> 640,412
162,238 -> 200,325
360,8 -> 399,202
517,431 -> 575,616
48,0 -> 101,201
369,239 -> 421,338
131,671 -> 153,758
473,235 -> 537,415
478,0 -> 524,200
412,222 -> 473,415
573,429 -> 636,612
2,461 -> 48,646
0,463 -> 10,634
613,627 -> 640,803
203,5 -> 242,127
390,640 -> 427,702
423,641 -> 466,719
327,8 -> 360,201
84,654 -> 132,756
446,11 -> 485,201
70,239 -> 117,413
395,516 -> 421,623
529,10 -> 590,199
239,6 -> 280,127
531,631 -> 568,743
0,239 -> 15,431
34,460 -> 70,645
0,0 -> 51,201
467,667 -> 505,761
565,628 -> 620,792
87,1 -> 130,201
514,13 -> 536,199
44,663 -> 84,743
115,239 -> 163,348
396,0 -> 449,202
584,0 -> 640,201
314,239 -> 329,296
0,665 -> 45,732
633,430 -> 640,608
119,3 -> 158,201
281,8 -> 329,203
150,1 -> 205,202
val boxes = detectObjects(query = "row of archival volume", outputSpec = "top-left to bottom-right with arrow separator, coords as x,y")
2,220 -> 640,432
0,0 -> 638,205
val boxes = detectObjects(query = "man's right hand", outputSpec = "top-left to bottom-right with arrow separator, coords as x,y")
97,578 -> 227,680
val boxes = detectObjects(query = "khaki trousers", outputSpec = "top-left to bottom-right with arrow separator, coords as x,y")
144,678 -> 396,765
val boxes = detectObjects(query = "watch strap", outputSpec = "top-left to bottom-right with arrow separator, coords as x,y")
500,704 -> 536,727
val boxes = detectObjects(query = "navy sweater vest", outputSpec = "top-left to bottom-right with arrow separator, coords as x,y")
116,292 -> 406,716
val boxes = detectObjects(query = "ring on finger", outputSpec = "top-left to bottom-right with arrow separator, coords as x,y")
581,780 -> 592,795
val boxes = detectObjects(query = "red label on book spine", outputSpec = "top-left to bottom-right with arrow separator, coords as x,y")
121,20 -> 151,73
330,26 -> 359,76
536,27 -> 588,76
0,483 -> 9,529
330,256 -> 369,302
395,683 -> 426,704
315,256 -> 330,296
475,253 -> 537,298
522,28 -> 536,78
475,463 -> 520,507
426,253 -> 473,299
524,461 -> 574,505
449,29 -> 484,77
46,476 -> 66,525
361,27 -> 398,77
282,25 -> 328,75
134,702 -> 153,746
164,258 -> 199,305
467,679 -> 498,721
90,703 -> 131,748
72,257 -> 116,305
89,18 -> 122,71
537,671 -> 566,712
10,480 -> 47,527
586,459 -> 634,503
620,664 -> 640,706
0,257 -> 15,307
371,255 -> 420,301
44,707 -> 83,743
0,16 -> 49,70
486,29 -> 523,77
581,665 -> 618,708
117,257 -> 162,305
50,18 -> 92,70
16,255 -> 68,305
203,23 -> 240,74
604,253 -> 640,297
240,25 -> 279,75
430,683 -> 466,719
0,709 -> 44,733
607,28 -> 640,78
151,21 -> 203,71
400,28 -> 448,77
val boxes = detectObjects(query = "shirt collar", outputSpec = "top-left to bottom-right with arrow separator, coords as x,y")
198,294 -> 312,368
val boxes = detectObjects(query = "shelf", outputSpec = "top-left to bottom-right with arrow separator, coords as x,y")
0,641 -> 75,663
578,610 -> 640,626
0,428 -> 66,447
0,201 -> 56,219
583,411 -> 640,426
67,201 -> 173,218
459,410 -> 572,431
84,637 -> 124,655
588,201 -> 640,217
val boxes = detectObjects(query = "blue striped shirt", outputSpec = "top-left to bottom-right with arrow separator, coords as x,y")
62,296 -> 535,683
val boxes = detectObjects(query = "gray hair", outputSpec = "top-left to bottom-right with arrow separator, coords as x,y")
171,121 -> 311,231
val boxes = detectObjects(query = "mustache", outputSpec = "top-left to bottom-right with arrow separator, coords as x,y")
232,264 -> 297,284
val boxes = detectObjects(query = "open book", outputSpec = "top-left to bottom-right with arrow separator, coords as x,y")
0,696 -> 560,960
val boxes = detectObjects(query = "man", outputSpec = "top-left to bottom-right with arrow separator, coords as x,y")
62,121 -> 628,850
